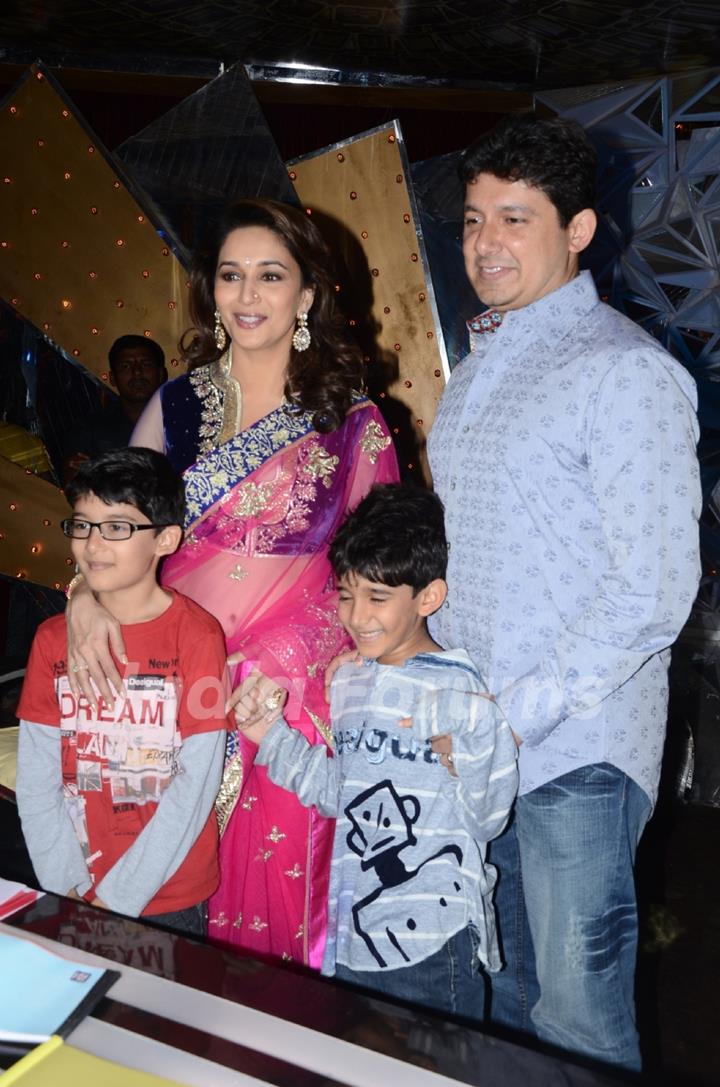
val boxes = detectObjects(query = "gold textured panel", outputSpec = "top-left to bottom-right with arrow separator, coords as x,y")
0,459 -> 74,588
288,122 -> 448,482
0,64 -> 190,383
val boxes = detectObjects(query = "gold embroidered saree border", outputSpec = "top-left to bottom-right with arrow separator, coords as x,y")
215,745 -> 243,836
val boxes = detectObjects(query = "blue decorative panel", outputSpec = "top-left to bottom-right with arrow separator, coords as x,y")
537,72 -> 720,378
116,62 -> 297,251
410,152 -> 479,372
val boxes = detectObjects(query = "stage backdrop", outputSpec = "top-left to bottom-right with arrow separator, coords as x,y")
288,121 -> 448,482
0,63 -> 191,386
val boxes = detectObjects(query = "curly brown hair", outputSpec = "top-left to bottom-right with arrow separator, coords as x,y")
181,199 -> 365,432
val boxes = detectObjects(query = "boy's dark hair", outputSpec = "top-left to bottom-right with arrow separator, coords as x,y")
459,113 -> 597,228
329,484 -> 447,593
108,334 -> 166,370
65,447 -> 185,528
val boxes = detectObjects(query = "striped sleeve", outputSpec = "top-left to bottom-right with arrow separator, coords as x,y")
406,673 -> 518,843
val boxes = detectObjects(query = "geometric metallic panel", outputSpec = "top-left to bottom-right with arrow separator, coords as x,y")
410,151 -> 480,373
538,67 -> 720,377
288,123 -> 448,482
0,64 -> 191,385
0,457 -> 73,588
117,62 -> 297,250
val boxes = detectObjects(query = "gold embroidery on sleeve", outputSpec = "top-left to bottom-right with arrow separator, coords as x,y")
302,442 -> 339,488
228,564 -> 248,581
359,419 -> 392,464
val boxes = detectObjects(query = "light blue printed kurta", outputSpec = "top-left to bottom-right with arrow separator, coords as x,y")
428,271 -> 701,803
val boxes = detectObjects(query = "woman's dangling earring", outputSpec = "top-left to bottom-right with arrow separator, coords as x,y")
214,309 -> 227,350
292,312 -> 311,352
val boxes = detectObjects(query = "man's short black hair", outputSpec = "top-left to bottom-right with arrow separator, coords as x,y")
459,113 -> 597,228
65,447 -> 185,529
329,484 -> 447,593
108,335 -> 166,370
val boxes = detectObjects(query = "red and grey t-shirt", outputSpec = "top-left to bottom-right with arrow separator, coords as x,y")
18,591 -> 230,914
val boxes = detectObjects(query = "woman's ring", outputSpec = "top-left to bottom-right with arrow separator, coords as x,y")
71,662 -> 89,673
446,752 -> 454,766
263,687 -> 284,712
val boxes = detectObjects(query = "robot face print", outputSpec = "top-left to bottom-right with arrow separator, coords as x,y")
344,780 -> 420,865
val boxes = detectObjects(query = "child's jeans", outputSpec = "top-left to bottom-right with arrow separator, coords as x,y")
146,901 -> 208,938
333,924 -> 486,1023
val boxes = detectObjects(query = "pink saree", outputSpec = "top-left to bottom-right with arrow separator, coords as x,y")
161,396 -> 397,968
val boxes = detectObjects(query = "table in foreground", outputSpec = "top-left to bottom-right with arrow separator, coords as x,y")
4,895 -> 627,1087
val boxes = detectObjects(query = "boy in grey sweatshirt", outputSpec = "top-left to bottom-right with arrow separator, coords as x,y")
239,484 -> 518,1021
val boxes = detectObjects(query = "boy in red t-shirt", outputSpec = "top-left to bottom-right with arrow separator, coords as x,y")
16,447 -> 231,936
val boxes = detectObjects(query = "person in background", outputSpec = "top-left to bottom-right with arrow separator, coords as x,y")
62,335 -> 167,483
427,112 -> 701,1070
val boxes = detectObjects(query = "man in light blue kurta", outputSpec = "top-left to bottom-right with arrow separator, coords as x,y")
428,113 -> 701,1071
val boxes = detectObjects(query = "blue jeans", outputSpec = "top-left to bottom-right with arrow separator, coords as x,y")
147,901 -> 208,937
488,763 -> 651,1071
334,924 -> 486,1022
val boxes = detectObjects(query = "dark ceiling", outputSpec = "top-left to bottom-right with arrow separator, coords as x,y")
1,0 -> 720,90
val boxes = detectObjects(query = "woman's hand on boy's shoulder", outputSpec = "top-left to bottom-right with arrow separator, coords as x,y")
396,715 -> 459,777
430,733 -> 459,778
324,648 -> 361,698
66,579 -> 126,707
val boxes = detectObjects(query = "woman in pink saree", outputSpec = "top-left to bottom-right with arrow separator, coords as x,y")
67,199 -> 397,968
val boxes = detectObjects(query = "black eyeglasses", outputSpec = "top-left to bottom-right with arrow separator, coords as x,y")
61,518 -> 172,541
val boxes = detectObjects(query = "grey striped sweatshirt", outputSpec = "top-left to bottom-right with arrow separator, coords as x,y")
255,649 -> 518,975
